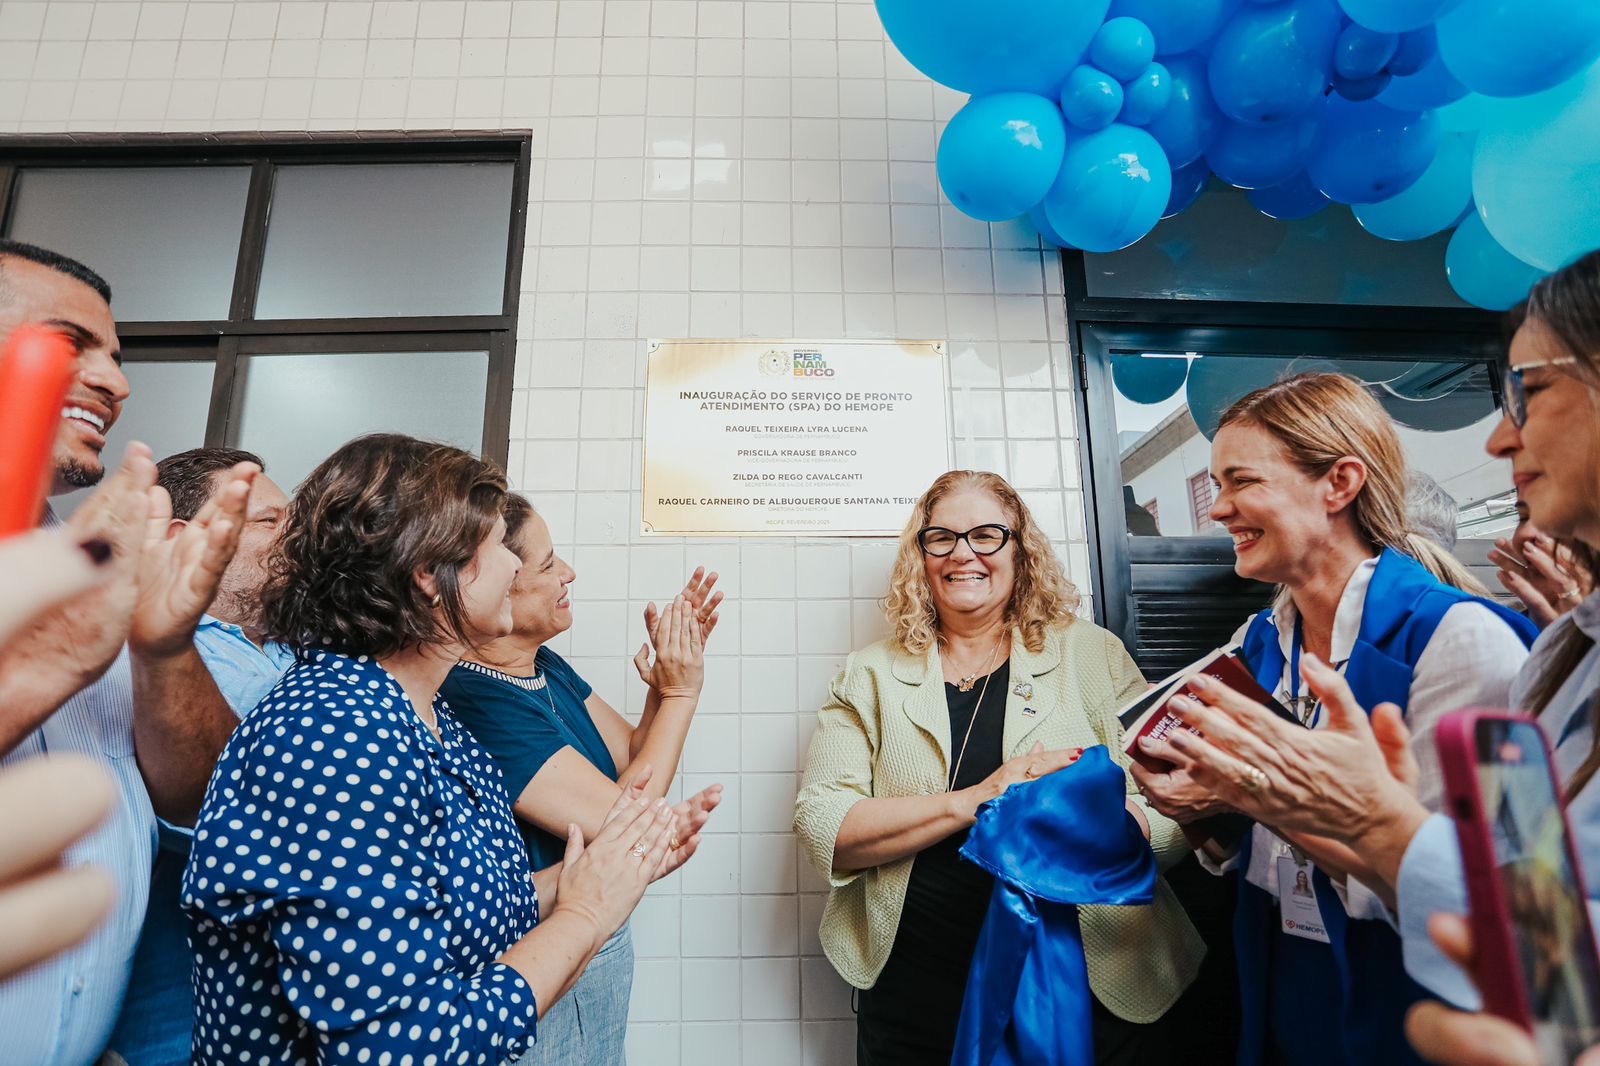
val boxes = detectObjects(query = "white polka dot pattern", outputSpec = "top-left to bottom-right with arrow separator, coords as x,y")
182,648 -> 542,1064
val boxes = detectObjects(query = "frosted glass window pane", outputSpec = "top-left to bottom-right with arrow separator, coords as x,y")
53,360 -> 216,517
255,164 -> 513,320
231,350 -> 488,490
1113,353 -> 1510,539
1085,184 -> 1467,307
8,167 -> 250,321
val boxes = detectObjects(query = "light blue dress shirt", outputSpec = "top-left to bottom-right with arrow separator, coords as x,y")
1398,592 -> 1600,1008
106,617 -> 293,1066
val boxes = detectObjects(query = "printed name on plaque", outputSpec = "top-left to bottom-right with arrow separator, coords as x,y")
642,339 -> 951,536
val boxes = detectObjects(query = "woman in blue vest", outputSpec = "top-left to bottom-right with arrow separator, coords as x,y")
1133,371 -> 1540,1066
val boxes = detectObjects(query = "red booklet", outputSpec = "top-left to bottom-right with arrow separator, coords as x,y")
1118,644 -> 1302,775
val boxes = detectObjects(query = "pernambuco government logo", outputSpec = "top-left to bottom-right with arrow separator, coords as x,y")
759,349 -> 791,376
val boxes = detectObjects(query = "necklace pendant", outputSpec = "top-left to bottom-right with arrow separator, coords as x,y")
957,676 -> 977,693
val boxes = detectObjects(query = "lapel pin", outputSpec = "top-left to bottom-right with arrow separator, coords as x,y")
1022,706 -> 1037,717
1013,682 -> 1033,700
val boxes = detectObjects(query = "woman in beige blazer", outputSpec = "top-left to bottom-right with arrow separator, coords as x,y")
794,470 -> 1204,1065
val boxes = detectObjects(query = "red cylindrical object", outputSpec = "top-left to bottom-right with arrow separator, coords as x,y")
0,324 -> 77,538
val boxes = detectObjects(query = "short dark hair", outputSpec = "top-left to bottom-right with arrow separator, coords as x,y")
0,239 -> 112,304
157,448 -> 267,522
503,492 -> 536,555
260,433 -> 507,659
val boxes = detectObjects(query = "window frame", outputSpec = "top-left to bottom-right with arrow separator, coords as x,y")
0,131 -> 532,470
1060,249 -> 1510,650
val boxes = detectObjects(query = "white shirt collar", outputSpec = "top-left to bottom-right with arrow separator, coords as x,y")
1270,555 -> 1380,667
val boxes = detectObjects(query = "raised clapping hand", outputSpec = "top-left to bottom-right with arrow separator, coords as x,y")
632,595 -> 704,700
658,781 -> 724,879
1406,914 -> 1600,1066
1490,530 -> 1595,629
633,567 -> 721,688
552,766 -> 680,940
129,460 -> 257,658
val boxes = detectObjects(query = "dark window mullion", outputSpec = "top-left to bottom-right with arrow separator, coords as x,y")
482,331 -> 514,470
205,336 -> 242,449
229,160 -> 275,325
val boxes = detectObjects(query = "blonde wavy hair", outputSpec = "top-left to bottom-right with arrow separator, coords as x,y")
884,470 -> 1080,655
1217,371 -> 1490,600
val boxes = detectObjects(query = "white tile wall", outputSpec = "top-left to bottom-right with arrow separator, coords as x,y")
2,0 -> 1092,1061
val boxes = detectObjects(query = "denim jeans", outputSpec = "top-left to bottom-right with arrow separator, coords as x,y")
106,845 -> 192,1066
517,923 -> 634,1066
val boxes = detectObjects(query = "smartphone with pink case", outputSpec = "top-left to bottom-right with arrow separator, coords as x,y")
1437,709 -> 1600,1063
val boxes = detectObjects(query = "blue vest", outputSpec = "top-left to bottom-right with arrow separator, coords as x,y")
952,746 -> 1156,1066
1233,549 -> 1538,1066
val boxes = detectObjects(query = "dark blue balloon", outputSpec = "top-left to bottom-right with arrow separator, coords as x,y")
1145,53 -> 1221,167
1061,65 -> 1125,130
1386,26 -> 1435,77
1186,356 -> 1289,439
1091,17 -> 1158,81
875,0 -> 1111,96
1041,124 -> 1173,251
1121,62 -> 1173,125
1112,354 -> 1189,404
1109,0 -> 1242,56
937,93 -> 1069,222
1164,159 -> 1213,217
1307,96 -> 1440,204
1333,69 -> 1393,101
1246,171 -> 1332,218
1206,108 -> 1321,188
1336,23 -> 1397,79
1208,0 -> 1342,125
1378,43 -> 1468,110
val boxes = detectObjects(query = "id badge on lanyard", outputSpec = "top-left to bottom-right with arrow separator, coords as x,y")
1277,852 -> 1330,943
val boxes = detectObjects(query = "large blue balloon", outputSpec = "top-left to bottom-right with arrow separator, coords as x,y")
1109,0 -> 1241,56
1028,203 -> 1076,247
1353,130 -> 1474,240
1473,61 -> 1600,271
1091,18 -> 1158,81
937,93 -> 1069,222
1121,62 -> 1173,125
1061,65 -> 1125,130
1377,29 -> 1468,110
1208,0 -> 1342,125
1307,96 -> 1440,204
1387,27 -> 1436,76
1336,0 -> 1459,34
1333,70 -> 1394,102
1446,212 -> 1547,310
1206,108 -> 1321,188
875,0 -> 1111,96
1164,159 -> 1213,216
1336,24 -> 1397,80
1437,0 -> 1600,99
1041,124 -> 1173,251
1145,53 -> 1221,167
1247,171 -> 1332,218
1112,354 -> 1190,404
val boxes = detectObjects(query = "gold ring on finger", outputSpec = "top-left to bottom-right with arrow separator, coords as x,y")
1561,586 -> 1583,601
629,842 -> 648,858
1237,764 -> 1269,793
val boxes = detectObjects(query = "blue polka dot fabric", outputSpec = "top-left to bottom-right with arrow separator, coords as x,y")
182,648 -> 542,1064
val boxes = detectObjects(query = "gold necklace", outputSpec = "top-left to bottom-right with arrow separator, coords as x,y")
949,637 -> 1008,790
947,633 -> 1005,692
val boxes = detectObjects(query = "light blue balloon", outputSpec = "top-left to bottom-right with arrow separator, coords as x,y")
1109,0 -> 1241,56
1434,93 -> 1493,130
1208,0 -> 1342,125
1436,0 -> 1600,99
1146,53 -> 1222,167
1206,108 -> 1321,188
1061,65 -> 1126,130
1164,159 -> 1213,216
1353,130 -> 1475,240
1446,212 -> 1546,310
1336,0 -> 1460,34
1307,96 -> 1441,204
1091,17 -> 1157,82
1121,62 -> 1173,125
1247,171 -> 1332,218
875,0 -> 1112,96
1473,61 -> 1600,271
1041,123 -> 1174,251
1336,24 -> 1397,80
936,93 -> 1069,222
1028,204 -> 1076,247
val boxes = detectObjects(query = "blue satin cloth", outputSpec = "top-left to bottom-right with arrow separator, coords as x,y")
953,746 -> 1155,1066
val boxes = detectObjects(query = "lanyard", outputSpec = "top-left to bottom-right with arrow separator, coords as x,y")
1287,619 -> 1350,729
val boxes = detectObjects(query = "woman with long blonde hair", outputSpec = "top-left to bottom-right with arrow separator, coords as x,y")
795,470 -> 1205,1065
1134,371 -> 1540,1066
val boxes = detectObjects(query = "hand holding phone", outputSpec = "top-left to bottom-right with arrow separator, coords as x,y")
1438,710 -> 1600,1064
0,324 -> 77,538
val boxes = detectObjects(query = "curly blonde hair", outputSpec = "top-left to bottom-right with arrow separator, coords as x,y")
884,470 -> 1080,655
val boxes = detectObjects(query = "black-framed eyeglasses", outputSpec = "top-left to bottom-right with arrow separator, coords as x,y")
1503,356 -> 1578,428
917,524 -> 1013,557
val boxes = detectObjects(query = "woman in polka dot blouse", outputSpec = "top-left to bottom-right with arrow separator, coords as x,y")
182,435 -> 700,1065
